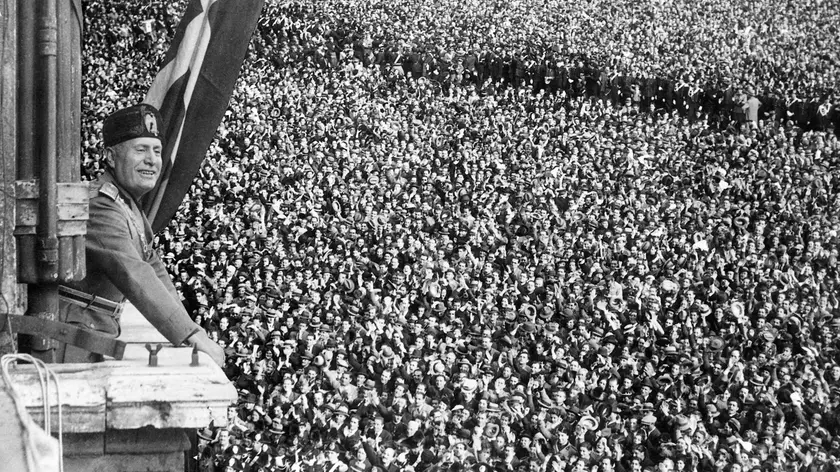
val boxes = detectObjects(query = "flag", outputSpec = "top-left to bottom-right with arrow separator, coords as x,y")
142,0 -> 264,233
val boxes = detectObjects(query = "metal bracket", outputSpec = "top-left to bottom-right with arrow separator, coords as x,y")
145,343 -> 162,367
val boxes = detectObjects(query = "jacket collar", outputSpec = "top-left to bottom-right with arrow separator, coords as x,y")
99,170 -> 142,207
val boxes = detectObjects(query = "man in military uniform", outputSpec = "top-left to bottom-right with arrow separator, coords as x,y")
57,104 -> 224,366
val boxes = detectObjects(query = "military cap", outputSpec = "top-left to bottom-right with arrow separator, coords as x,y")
103,103 -> 164,147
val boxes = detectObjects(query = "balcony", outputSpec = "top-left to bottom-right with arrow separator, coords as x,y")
1,304 -> 236,472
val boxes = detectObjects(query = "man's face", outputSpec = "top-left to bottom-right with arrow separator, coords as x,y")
218,429 -> 230,447
454,442 -> 468,456
728,401 -> 739,415
557,432 -> 568,445
107,137 -> 162,199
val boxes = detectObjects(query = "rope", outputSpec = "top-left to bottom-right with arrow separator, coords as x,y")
1,354 -> 64,472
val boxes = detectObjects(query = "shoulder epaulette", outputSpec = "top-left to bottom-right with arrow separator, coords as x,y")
95,182 -> 120,201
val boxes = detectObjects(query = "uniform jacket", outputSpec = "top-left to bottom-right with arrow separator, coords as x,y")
61,171 -> 200,345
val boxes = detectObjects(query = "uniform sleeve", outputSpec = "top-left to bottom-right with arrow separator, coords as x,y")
86,197 -> 200,345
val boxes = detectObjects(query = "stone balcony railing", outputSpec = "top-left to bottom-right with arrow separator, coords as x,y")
3,305 -> 236,472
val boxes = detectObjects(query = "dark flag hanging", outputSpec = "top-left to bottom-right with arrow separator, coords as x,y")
142,0 -> 264,233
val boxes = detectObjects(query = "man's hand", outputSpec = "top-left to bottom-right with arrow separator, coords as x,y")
188,330 -> 225,367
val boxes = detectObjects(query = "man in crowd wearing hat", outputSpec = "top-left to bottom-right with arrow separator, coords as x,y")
58,104 -> 224,366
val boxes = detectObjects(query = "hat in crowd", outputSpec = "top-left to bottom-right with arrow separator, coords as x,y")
520,304 -> 537,319
676,416 -> 692,432
103,103 -> 164,147
609,298 -> 626,311
708,336 -> 725,351
731,301 -> 745,319
197,427 -> 216,441
788,315 -> 803,332
269,418 -> 284,435
520,321 -> 537,334
578,415 -> 599,431
760,329 -> 777,343
594,403 -> 612,421
381,345 -> 395,359
808,439 -> 824,450
540,307 -> 555,320
510,391 -> 527,404
636,413 -> 657,429
461,378 -> 478,395
660,279 -> 679,292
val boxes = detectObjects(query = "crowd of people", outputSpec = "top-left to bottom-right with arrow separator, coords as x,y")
81,0 -> 840,471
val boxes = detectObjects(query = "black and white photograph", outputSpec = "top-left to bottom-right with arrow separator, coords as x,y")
1,0 -> 839,471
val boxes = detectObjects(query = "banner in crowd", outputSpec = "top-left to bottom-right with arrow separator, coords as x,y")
142,0 -> 264,233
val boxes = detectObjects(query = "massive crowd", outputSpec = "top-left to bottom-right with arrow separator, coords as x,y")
81,0 -> 840,471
